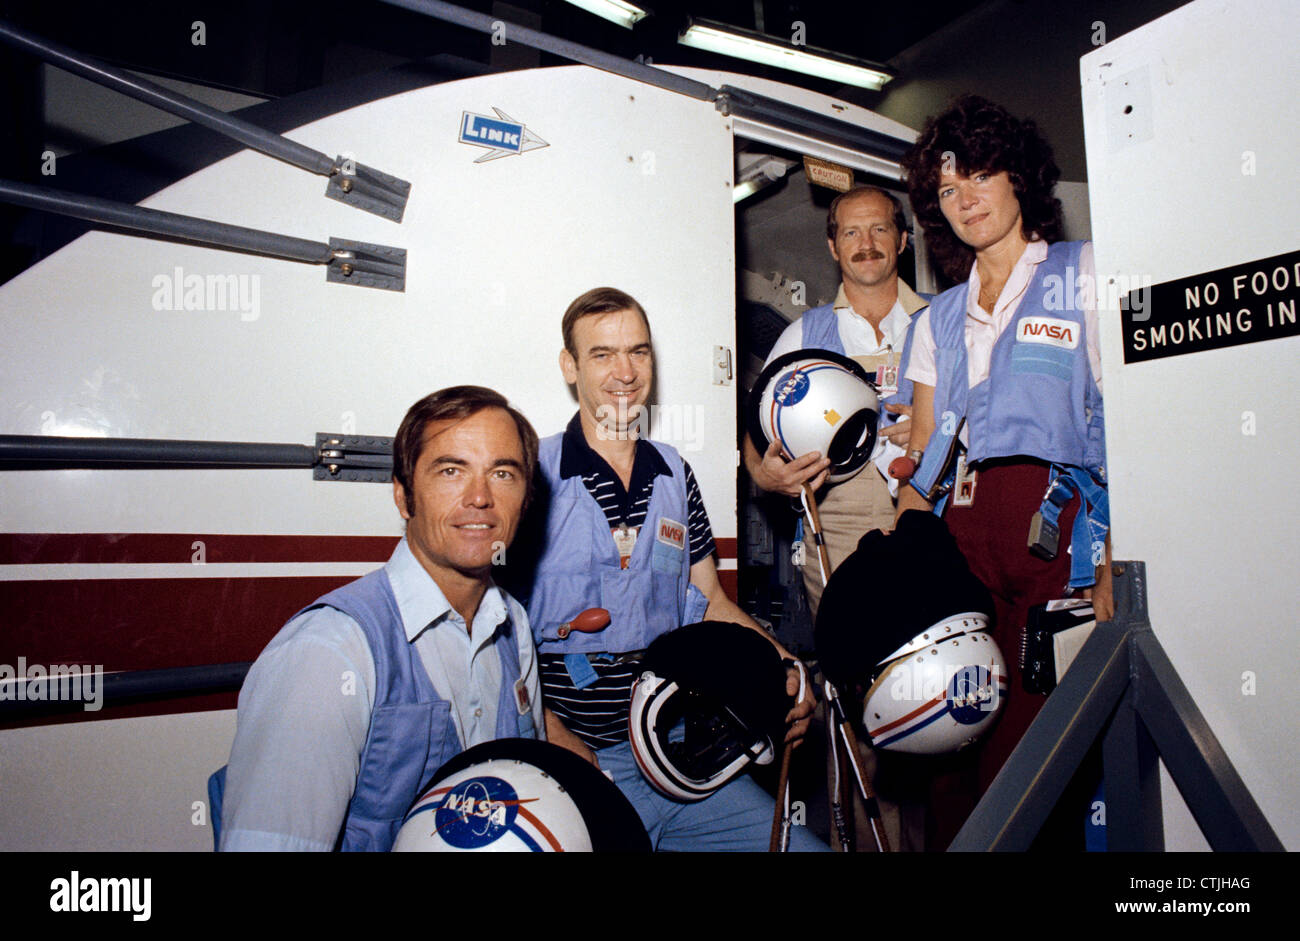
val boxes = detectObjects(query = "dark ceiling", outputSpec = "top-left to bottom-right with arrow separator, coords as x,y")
1,0 -> 987,103
0,0 -> 989,282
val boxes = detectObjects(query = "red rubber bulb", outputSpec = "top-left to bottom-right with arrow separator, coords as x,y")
888,456 -> 917,480
568,608 -> 611,633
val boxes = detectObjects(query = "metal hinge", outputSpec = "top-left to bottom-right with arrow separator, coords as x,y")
327,238 -> 407,292
314,433 -> 394,482
325,158 -> 412,223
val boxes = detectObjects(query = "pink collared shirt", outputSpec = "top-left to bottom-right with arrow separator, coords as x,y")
905,240 -> 1102,395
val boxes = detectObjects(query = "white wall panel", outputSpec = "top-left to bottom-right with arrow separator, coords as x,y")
1,65 -> 737,539
1081,0 -> 1298,849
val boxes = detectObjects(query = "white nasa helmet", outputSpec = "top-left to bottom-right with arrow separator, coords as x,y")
392,738 -> 649,852
814,510 -> 1007,755
747,349 -> 881,484
861,613 -> 1008,755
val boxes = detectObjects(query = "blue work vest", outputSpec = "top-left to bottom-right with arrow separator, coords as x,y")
800,301 -> 922,414
308,568 -> 528,852
527,432 -> 705,655
913,241 -> 1106,494
799,303 -> 845,354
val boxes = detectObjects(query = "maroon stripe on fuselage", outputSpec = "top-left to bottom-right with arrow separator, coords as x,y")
0,575 -> 359,670
0,533 -> 399,565
0,533 -> 734,563
0,530 -> 742,727
0,575 -> 360,729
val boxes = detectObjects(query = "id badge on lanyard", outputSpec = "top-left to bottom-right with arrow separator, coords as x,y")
851,348 -> 899,399
612,523 -> 638,569
876,347 -> 901,399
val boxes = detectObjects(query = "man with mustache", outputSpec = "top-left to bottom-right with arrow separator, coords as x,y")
742,185 -> 930,852
218,386 -> 545,851
744,185 -> 929,613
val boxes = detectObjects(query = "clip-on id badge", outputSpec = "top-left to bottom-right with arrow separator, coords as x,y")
951,454 -> 978,507
612,523 -> 637,569
875,361 -> 899,399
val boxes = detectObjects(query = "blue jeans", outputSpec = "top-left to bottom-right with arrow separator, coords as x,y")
596,741 -> 829,852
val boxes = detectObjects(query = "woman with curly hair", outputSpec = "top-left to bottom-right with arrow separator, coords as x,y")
895,96 -> 1113,845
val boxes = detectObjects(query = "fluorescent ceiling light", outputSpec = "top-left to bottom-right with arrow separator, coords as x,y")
679,19 -> 893,91
561,0 -> 648,29
733,156 -> 795,203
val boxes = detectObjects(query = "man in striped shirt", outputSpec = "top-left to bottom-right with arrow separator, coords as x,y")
514,287 -> 824,851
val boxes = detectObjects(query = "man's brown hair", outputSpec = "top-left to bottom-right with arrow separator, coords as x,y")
561,287 -> 652,356
826,185 -> 908,243
392,385 -> 539,515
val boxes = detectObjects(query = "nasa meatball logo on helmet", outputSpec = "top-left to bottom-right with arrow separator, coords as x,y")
946,664 -> 1001,724
773,368 -> 811,407
394,757 -> 592,852
399,772 -> 541,850
392,739 -> 651,852
815,511 -> 1010,755
862,613 -> 1008,753
748,348 -> 881,485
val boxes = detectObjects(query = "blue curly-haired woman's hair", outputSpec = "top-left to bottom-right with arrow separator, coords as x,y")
902,95 -> 1064,282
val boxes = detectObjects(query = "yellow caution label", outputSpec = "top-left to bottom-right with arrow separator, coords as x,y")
824,408 -> 841,426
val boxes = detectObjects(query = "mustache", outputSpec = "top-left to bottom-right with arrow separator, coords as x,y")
851,250 -> 885,262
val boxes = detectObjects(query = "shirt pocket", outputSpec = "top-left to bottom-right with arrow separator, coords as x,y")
651,538 -> 685,574
352,700 -> 452,821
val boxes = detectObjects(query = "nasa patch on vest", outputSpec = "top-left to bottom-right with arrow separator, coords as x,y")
652,518 -> 687,574
1017,316 -> 1080,349
656,518 -> 686,552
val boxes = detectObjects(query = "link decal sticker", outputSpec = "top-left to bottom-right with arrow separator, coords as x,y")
458,108 -> 550,163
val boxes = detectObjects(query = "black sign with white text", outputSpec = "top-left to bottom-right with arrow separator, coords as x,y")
1121,248 -> 1299,363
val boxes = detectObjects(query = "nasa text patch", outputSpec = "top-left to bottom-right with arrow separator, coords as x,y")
656,518 -> 686,551
1016,316 -> 1080,349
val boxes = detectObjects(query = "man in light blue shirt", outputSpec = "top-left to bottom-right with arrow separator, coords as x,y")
220,386 -> 545,851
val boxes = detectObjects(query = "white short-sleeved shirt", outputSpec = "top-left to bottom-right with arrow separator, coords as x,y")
765,285 -> 914,367
905,240 -> 1103,395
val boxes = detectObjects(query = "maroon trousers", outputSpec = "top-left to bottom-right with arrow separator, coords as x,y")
928,460 -> 1081,848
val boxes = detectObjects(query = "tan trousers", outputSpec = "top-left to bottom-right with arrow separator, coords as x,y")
799,467 -> 896,614
802,469 -> 926,852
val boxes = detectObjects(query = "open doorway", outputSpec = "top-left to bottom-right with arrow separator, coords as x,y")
732,141 -> 925,657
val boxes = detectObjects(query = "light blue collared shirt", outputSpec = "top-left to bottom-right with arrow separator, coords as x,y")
220,538 -> 543,851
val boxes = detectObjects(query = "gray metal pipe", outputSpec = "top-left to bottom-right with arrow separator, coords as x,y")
0,434 -> 316,469
100,662 -> 253,701
0,662 -> 252,717
0,18 -> 335,176
0,179 -> 334,264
